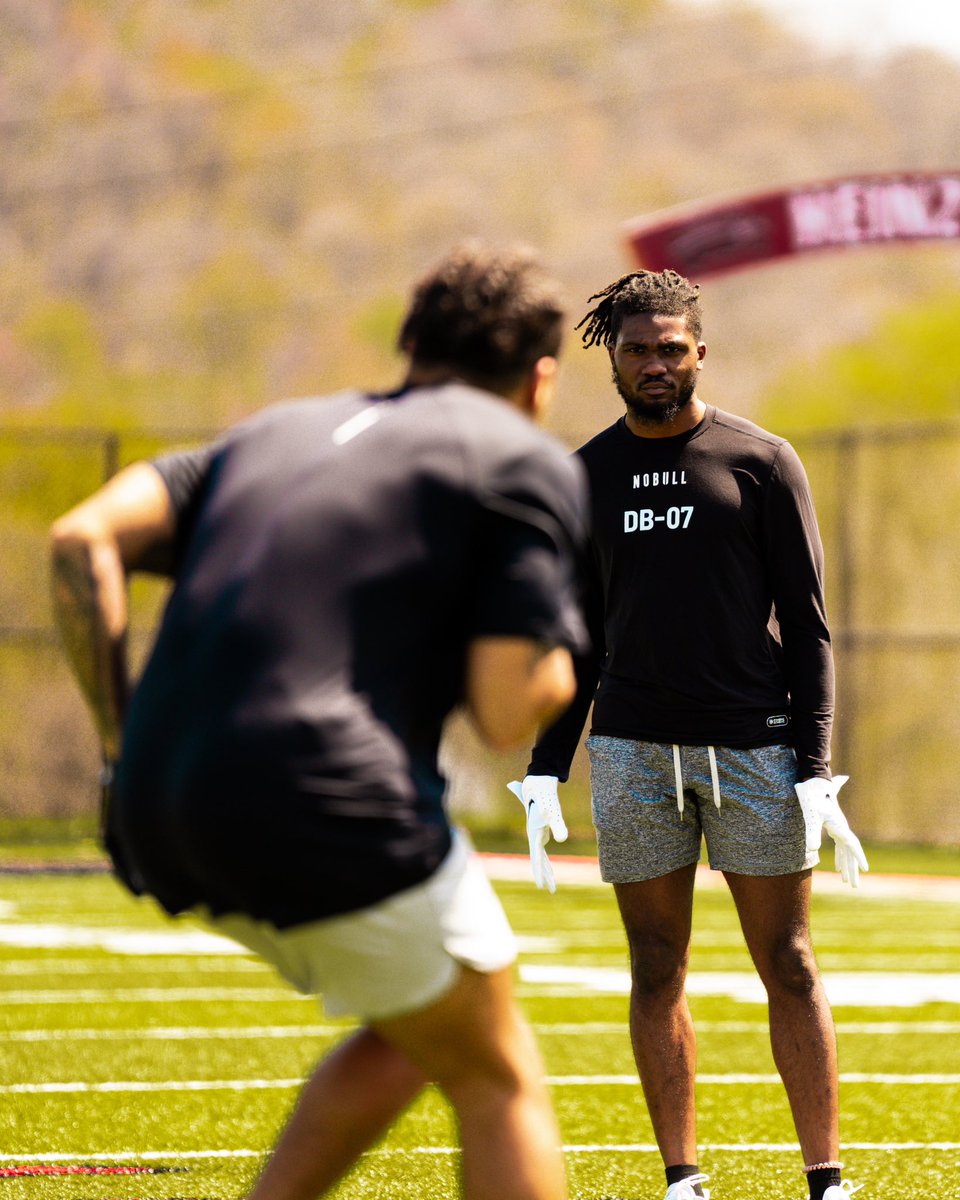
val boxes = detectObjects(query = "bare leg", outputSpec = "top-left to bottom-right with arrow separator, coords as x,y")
373,965 -> 568,1200
248,1027 -> 426,1200
724,870 -> 839,1164
614,864 -> 699,1168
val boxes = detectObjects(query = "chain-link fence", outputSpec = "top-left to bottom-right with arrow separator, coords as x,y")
2,422 -> 959,844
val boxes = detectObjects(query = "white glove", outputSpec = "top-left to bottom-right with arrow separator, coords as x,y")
506,775 -> 568,893
794,775 -> 869,888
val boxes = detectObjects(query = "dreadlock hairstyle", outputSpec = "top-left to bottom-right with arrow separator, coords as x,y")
399,240 -> 566,394
576,269 -> 702,348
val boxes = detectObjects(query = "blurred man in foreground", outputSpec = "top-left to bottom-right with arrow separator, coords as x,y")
50,243 -> 589,1200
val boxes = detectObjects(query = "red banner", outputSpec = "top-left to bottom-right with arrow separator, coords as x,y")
623,172 -> 960,279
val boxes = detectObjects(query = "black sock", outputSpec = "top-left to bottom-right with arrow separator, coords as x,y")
666,1164 -> 704,1196
807,1166 -> 841,1200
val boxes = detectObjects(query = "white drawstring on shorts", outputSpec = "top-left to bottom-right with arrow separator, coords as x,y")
672,744 -> 685,815
708,745 -> 721,810
672,745 -> 722,815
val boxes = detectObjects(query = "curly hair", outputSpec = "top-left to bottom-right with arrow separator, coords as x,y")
399,241 -> 566,392
576,269 -> 702,348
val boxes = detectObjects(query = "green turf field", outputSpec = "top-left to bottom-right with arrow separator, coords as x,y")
0,862 -> 958,1200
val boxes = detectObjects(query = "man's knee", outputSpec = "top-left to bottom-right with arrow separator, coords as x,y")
374,965 -> 535,1092
763,933 -> 820,996
431,1017 -> 543,1116
626,928 -> 688,999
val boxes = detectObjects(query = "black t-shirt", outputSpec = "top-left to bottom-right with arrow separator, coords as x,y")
110,385 -> 588,927
529,406 -> 833,781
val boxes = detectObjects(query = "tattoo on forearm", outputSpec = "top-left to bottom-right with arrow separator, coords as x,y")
51,542 -> 128,756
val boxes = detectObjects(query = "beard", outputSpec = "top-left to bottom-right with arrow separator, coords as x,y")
613,367 -> 697,426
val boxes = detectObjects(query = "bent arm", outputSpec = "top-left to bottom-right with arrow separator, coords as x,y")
49,462 -> 176,759
765,445 -> 834,779
527,543 -> 605,780
464,637 -> 576,752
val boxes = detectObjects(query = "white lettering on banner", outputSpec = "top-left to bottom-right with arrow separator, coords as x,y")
933,178 -> 960,234
632,471 -> 688,488
624,506 -> 694,532
789,177 -> 960,250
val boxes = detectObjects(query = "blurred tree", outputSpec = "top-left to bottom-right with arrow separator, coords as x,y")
757,291 -> 960,432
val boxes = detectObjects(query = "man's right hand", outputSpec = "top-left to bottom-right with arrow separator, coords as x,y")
506,775 -> 567,893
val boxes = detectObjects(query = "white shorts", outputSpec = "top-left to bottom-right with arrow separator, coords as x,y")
194,829 -> 517,1021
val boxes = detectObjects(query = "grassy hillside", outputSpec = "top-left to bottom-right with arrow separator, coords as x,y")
3,0 -> 960,442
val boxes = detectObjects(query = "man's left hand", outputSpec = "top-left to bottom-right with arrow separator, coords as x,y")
794,775 -> 869,888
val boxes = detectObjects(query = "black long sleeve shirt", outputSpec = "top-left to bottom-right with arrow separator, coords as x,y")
529,406 -> 834,782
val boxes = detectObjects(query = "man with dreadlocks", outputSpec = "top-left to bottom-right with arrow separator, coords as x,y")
511,269 -> 867,1200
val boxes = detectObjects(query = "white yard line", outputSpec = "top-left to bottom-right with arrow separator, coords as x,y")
518,964 -> 960,1005
0,1151 -> 263,1162
1,1142 -> 958,1163
4,970 -> 960,1007
4,1018 -> 959,1040
0,1025 -> 346,1041
5,1072 -> 960,1094
0,925 -> 243,954
547,1074 -> 960,1085
2,1079 -> 307,1093
0,987 -> 303,1004
560,1141 -> 960,1153
481,853 -> 960,900
0,958 -> 263,974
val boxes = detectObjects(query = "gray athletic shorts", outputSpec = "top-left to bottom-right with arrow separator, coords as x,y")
193,829 -> 517,1022
586,735 -> 817,882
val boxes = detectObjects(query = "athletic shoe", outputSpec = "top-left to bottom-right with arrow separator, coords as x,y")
823,1184 -> 863,1199
664,1174 -> 710,1200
